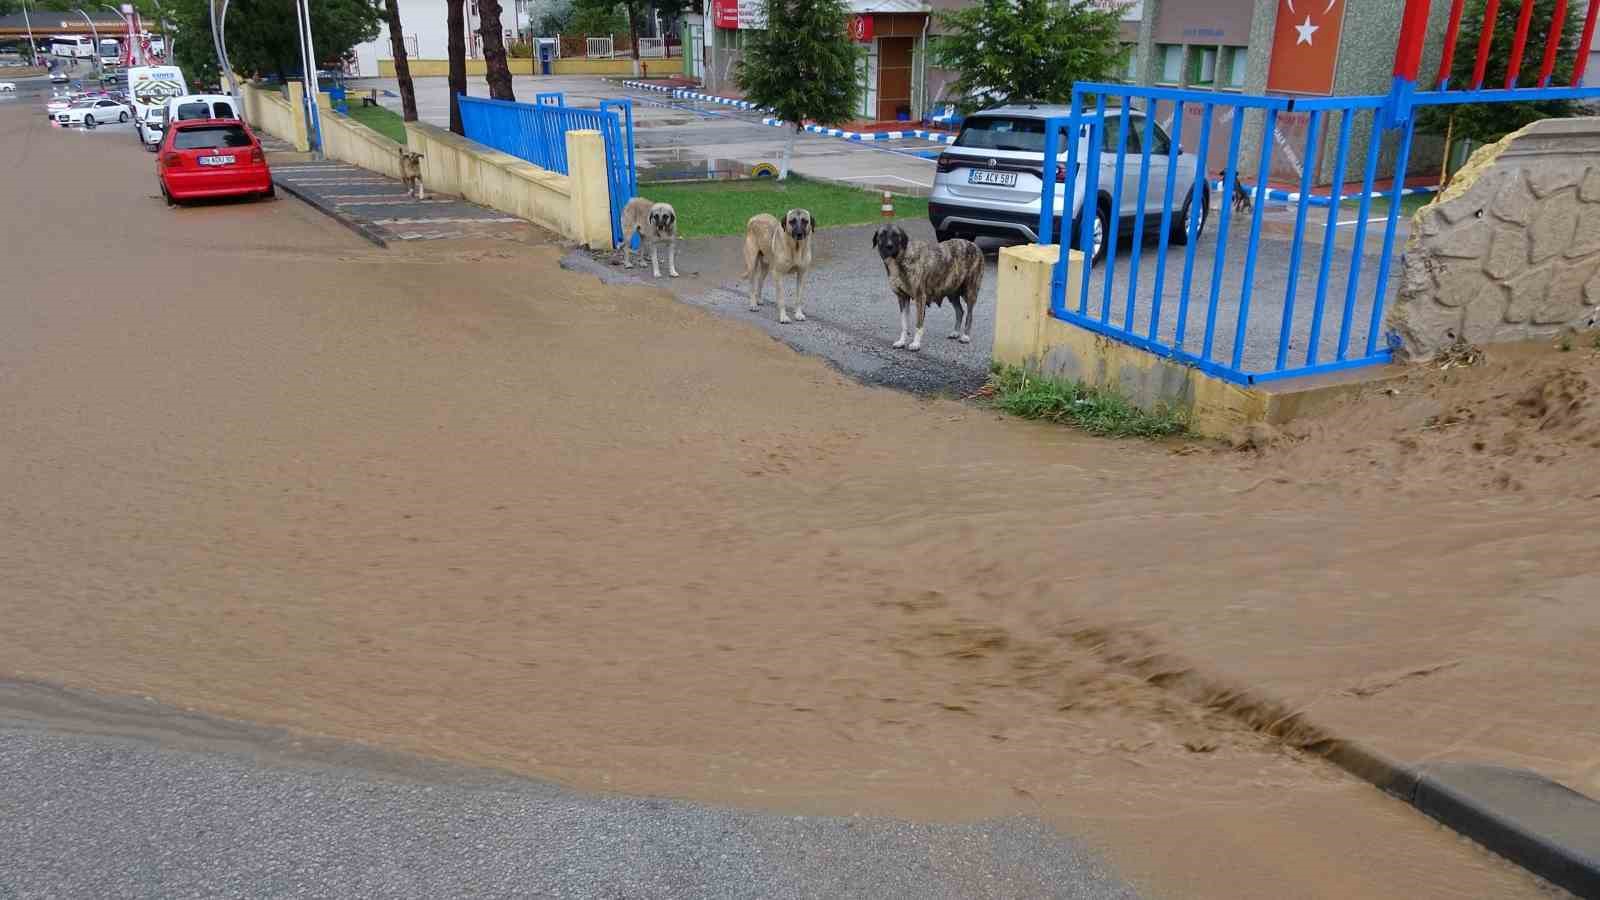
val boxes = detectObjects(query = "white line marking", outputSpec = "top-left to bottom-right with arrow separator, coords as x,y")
835,174 -> 932,188
1337,216 -> 1393,226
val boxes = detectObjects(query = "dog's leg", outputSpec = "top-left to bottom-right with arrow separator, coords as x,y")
667,238 -> 680,278
650,240 -> 661,278
909,297 -> 926,351
893,297 -> 909,349
622,230 -> 634,269
947,296 -> 964,340
776,266 -> 791,324
960,293 -> 975,343
791,267 -> 806,322
747,261 -> 763,310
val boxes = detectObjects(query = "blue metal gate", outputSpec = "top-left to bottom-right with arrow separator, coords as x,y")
457,93 -> 637,245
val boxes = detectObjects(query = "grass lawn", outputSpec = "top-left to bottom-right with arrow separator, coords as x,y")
343,103 -> 408,144
978,364 -> 1187,438
1338,191 -> 1434,219
638,176 -> 930,238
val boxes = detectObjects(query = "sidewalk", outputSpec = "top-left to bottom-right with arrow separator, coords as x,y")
262,140 -> 551,246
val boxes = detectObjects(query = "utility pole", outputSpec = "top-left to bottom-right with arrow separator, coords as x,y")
150,0 -> 171,58
101,5 -> 129,66
292,0 -> 323,153
73,9 -> 101,79
20,0 -> 38,65
208,0 -> 238,96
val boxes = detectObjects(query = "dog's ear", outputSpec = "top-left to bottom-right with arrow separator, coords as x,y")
871,229 -> 879,249
808,212 -> 816,230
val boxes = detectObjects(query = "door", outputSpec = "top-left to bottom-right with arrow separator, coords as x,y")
876,36 -> 913,122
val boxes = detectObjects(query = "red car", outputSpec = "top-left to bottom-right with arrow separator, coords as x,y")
157,118 -> 275,206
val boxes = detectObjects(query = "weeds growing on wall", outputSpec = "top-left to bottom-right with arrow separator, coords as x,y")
981,364 -> 1188,438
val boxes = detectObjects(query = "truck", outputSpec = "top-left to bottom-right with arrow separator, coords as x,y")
126,65 -> 187,150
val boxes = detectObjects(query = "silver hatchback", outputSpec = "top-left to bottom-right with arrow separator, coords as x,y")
928,104 -> 1209,261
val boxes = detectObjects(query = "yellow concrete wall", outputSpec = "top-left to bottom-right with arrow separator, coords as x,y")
378,58 -> 537,77
321,109 -> 406,180
552,58 -> 636,76
402,121 -> 613,248
242,81 -> 307,152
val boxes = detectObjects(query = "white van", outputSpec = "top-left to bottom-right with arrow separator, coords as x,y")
166,94 -> 240,124
126,65 -> 187,149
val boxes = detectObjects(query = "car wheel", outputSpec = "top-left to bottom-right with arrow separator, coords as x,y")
263,184 -> 277,200
161,182 -> 175,207
1075,199 -> 1111,264
119,111 -> 128,123
83,114 -> 95,128
1171,184 -> 1210,245
934,226 -> 955,243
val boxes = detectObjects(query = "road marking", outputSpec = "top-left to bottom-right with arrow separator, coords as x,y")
1337,216 -> 1393,226
835,174 -> 932,189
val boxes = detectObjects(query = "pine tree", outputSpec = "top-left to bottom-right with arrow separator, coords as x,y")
736,0 -> 861,180
931,0 -> 1124,112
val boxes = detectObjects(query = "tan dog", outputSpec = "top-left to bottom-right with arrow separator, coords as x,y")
742,209 -> 815,324
619,197 -> 680,278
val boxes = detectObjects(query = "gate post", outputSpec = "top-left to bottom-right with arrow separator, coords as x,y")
566,129 -> 614,250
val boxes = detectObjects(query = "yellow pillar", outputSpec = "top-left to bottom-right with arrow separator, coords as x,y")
284,80 -> 311,152
992,243 -> 1079,367
566,129 -> 614,250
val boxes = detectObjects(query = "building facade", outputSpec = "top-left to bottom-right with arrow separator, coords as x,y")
353,0 -> 537,77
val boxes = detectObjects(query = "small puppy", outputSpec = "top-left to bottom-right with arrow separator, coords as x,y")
619,197 -> 680,278
1231,176 -> 1252,213
742,208 -> 815,324
872,223 -> 983,351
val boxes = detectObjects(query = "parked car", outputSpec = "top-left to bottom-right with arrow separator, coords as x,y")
0,82 -> 15,93
928,104 -> 1209,262
55,97 -> 130,127
157,118 -> 274,206
166,93 -> 240,125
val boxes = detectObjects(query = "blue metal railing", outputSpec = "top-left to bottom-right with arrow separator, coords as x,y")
457,93 -> 637,245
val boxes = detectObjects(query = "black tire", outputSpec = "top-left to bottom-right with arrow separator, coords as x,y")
1074,199 -> 1111,264
1171,184 -> 1210,245
262,184 -> 277,200
118,111 -> 128,123
934,226 -> 955,243
83,114 -> 96,128
161,182 -> 175,207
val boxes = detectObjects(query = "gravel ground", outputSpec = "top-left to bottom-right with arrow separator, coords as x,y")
0,685 -> 1134,900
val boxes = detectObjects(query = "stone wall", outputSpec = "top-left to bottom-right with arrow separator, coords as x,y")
1390,117 -> 1600,360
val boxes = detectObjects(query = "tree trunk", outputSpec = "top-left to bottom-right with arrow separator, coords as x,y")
478,0 -> 516,100
384,0 -> 419,121
447,0 -> 466,134
778,124 -> 797,180
627,2 -> 640,60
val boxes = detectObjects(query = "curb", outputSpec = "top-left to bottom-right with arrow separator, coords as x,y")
273,178 -> 391,248
619,80 -> 957,146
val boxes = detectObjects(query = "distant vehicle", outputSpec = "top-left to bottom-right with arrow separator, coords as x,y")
56,97 -> 129,127
45,94 -> 79,116
51,36 -> 95,59
50,70 -> 70,84
158,118 -> 274,206
166,94 -> 239,124
127,65 -> 187,149
0,82 -> 14,93
98,39 -> 120,66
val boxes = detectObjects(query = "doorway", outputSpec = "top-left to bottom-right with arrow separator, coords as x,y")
876,36 -> 913,122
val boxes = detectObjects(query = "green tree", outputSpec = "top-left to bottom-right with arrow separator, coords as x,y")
736,0 -> 861,179
931,0 -> 1124,112
165,0 -> 381,86
1417,0 -> 1584,144
568,2 -> 624,36
382,0 -> 418,120
478,0 -> 516,100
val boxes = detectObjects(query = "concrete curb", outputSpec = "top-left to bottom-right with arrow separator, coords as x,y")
273,178 -> 391,248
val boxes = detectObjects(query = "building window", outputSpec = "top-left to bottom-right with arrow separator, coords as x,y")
1122,43 -> 1137,82
1187,46 -> 1218,86
1155,44 -> 1182,84
1221,45 -> 1248,89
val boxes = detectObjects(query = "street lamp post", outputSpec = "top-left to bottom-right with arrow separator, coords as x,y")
150,0 -> 171,59
73,9 -> 101,79
102,4 -> 130,66
208,0 -> 238,97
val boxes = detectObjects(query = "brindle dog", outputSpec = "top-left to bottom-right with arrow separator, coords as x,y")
871,224 -> 983,351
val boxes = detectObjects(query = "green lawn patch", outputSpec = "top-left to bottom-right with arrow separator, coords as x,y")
637,176 -> 929,238
342,102 -> 408,145
1339,191 -> 1434,218
980,363 -> 1187,438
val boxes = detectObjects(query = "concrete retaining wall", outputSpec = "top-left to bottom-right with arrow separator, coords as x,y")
1391,117 -> 1600,359
242,82 -> 307,152
376,58 -> 638,77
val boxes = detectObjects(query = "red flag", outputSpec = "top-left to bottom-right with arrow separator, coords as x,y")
1266,0 -> 1347,95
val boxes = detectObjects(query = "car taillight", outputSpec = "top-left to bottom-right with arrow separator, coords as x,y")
250,145 -> 264,164
162,152 -> 180,167
1055,164 -> 1067,183
935,154 -> 958,174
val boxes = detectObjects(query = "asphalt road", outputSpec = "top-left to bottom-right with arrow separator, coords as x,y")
0,681 -> 1134,900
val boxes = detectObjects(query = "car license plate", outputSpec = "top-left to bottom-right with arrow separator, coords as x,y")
968,169 -> 1017,187
199,155 -> 235,166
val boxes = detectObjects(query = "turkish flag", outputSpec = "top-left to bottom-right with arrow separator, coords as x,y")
1266,0 -> 1347,95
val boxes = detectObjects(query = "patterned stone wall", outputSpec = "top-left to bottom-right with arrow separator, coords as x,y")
1390,118 -> 1600,360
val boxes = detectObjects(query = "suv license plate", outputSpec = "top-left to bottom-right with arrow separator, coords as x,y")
968,169 -> 1017,187
199,155 -> 235,166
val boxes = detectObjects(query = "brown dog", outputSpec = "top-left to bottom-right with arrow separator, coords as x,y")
871,223 -> 983,351
742,209 -> 815,324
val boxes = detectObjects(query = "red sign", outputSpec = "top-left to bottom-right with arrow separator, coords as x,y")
850,14 -> 874,42
1266,0 -> 1346,95
712,0 -> 738,30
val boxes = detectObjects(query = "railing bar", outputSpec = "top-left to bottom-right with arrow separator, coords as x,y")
1337,118 -> 1385,361
1038,114 -> 1063,246
1173,102 -> 1215,350
1435,0 -> 1469,89
1473,0 -> 1503,90
1101,107 -> 1132,322
1124,105 -> 1157,331
1201,109 -> 1246,362
1574,0 -> 1600,85
1051,96 -> 1084,320
1231,108 -> 1278,372
1366,116 -> 1417,356
1506,0 -> 1537,88
1275,110 -> 1323,371
1539,0 -> 1570,87
1077,99 -> 1103,316
1306,108 -> 1354,366
1147,100 -> 1185,342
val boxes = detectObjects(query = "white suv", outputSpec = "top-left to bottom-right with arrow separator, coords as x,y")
928,104 -> 1209,261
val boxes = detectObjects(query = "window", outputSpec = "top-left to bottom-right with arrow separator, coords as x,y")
173,124 -> 251,150
1187,46 -> 1218,86
1104,114 -> 1143,154
211,101 -> 235,118
954,116 -> 1047,153
1221,46 -> 1248,89
175,101 -> 211,120
1148,120 -> 1172,155
1122,43 -> 1138,81
1155,44 -> 1183,84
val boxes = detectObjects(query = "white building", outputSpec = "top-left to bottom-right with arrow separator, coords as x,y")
352,0 -> 535,76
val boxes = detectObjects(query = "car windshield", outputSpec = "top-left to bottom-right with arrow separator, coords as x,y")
954,116 -> 1050,153
175,102 -> 212,120
173,124 -> 251,150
